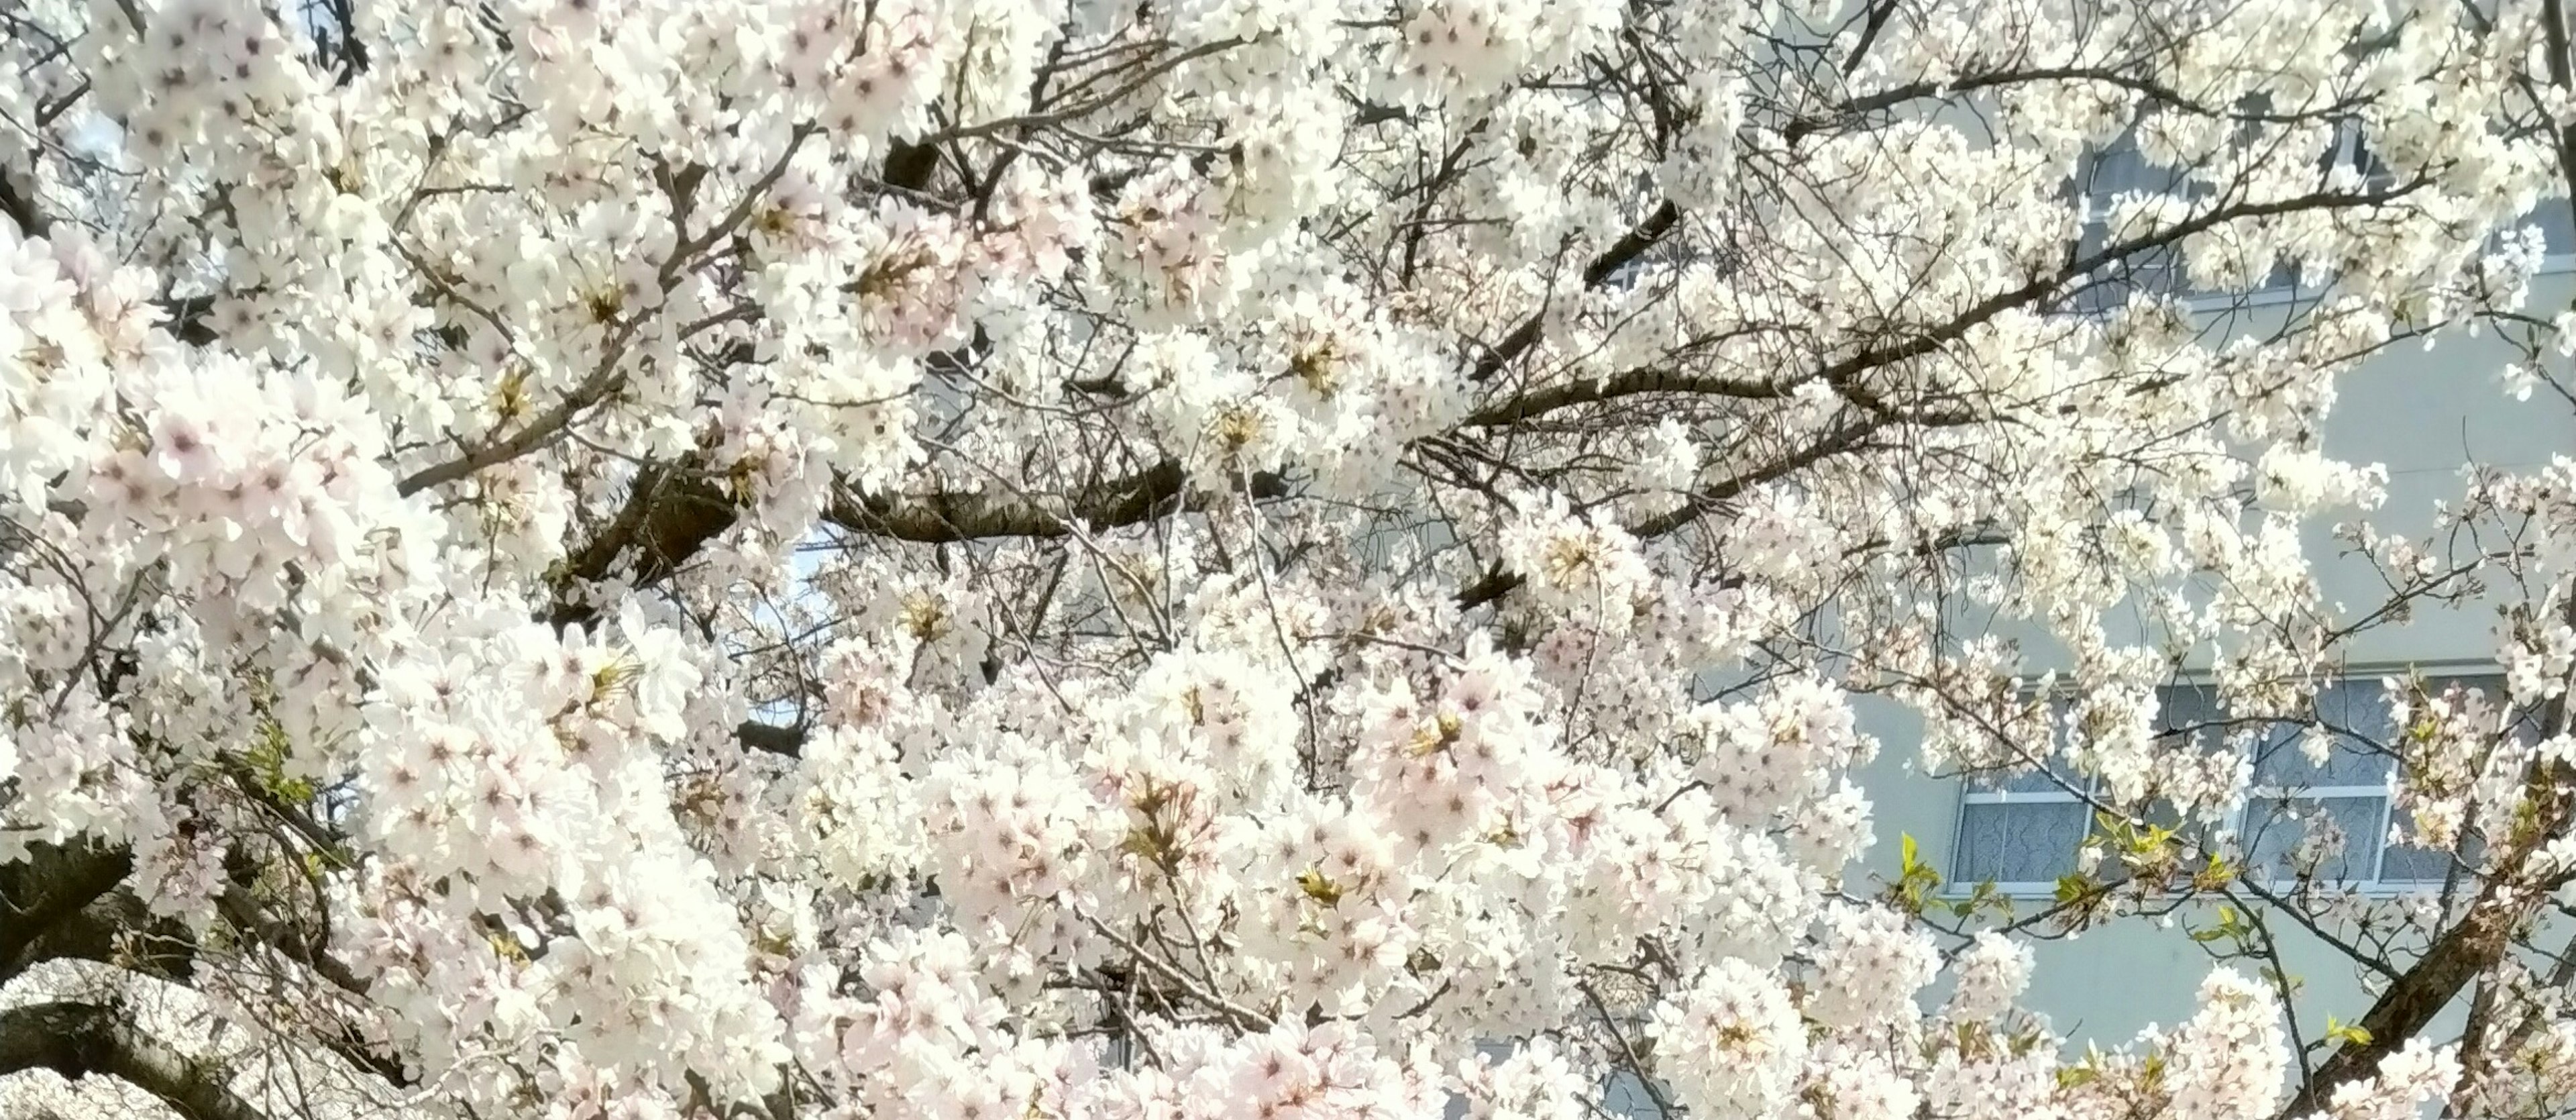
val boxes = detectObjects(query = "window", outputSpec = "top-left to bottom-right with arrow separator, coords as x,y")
2514,197 -> 2576,261
1949,673 -> 2512,893
2057,115 -> 2415,314
1952,756 -> 2101,888
2062,125 -> 2197,314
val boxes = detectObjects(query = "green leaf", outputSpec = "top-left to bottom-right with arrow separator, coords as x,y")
1296,868 -> 1344,907
2053,872 -> 2096,905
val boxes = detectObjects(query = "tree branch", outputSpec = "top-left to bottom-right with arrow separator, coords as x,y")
0,167 -> 50,240
1,841 -> 136,984
1466,201 -> 1681,384
0,1001 -> 266,1120
824,462 -> 1289,544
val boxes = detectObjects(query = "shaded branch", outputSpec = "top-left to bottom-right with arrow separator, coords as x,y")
0,168 -> 48,239
548,461 -> 737,630
1,841 -> 136,984
824,462 -> 1289,544
0,1001 -> 266,1120
736,719 -> 807,758
1466,201 -> 1681,384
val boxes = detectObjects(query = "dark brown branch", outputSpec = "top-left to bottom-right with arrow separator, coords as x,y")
397,126 -> 820,497
736,720 -> 806,758
547,462 -> 737,630
824,462 -> 1289,544
5,884 -> 195,984
2280,857 -> 2572,1117
205,884 -> 412,1088
1463,364 -> 1791,429
0,167 -> 49,239
1629,417 -> 1899,538
1466,201 -> 1682,384
0,1001 -> 267,1120
1,840 -> 136,983
1781,64 -> 2367,145
1452,416 -> 1901,613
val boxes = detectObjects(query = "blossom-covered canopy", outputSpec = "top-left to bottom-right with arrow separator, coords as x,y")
0,1 -> 2571,1119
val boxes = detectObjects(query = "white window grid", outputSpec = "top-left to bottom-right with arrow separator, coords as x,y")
1947,672 -> 2504,897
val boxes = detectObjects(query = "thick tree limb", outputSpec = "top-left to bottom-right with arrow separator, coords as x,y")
825,462 -> 1287,544
1,842 -> 136,984
3,884 -> 195,985
735,720 -> 808,758
548,461 -> 736,630
2279,857 -> 2572,1117
207,886 -> 413,1089
0,168 -> 48,239
555,457 -> 1289,631
0,1001 -> 266,1120
1462,363 -> 1792,428
563,456 -> 1280,758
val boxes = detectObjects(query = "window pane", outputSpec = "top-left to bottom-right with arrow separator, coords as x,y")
2314,676 -> 2399,738
2160,678 -> 2395,789
2160,682 -> 2302,765
2243,795 -> 2385,883
2252,678 -> 2394,788
1955,801 -> 2092,884
2153,682 -> 2239,750
2068,129 -> 2194,312
1603,1072 -> 1658,1120
2376,838 -> 2457,884
2250,733 -> 2394,788
2378,803 -> 2481,884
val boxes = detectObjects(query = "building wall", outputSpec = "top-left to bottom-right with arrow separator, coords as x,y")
1847,266 -> 2576,1052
